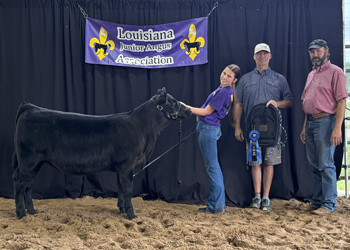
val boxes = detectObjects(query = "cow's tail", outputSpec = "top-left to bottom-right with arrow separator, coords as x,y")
13,103 -> 28,170
13,102 -> 33,169
12,151 -> 18,169
15,101 -> 31,124
13,102 -> 35,170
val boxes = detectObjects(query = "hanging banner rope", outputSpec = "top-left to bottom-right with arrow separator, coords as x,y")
77,1 -> 219,20
206,1 -> 219,18
77,2 -> 88,18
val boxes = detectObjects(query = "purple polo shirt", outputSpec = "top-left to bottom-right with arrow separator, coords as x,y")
301,60 -> 348,115
198,86 -> 233,126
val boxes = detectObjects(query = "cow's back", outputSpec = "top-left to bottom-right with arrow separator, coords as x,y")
14,103 -> 141,174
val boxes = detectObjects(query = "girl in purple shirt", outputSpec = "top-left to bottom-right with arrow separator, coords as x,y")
181,64 -> 241,213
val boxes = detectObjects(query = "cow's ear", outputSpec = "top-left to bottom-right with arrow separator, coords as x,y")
155,88 -> 167,105
157,87 -> 166,95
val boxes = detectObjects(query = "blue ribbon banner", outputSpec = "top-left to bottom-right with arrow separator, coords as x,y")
85,17 -> 208,69
247,130 -> 262,162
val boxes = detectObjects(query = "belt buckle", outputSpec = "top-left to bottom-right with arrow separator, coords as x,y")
307,114 -> 316,121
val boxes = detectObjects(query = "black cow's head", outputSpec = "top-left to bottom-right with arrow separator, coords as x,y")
152,87 -> 191,119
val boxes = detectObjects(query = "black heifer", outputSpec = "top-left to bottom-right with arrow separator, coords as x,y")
184,41 -> 201,53
94,43 -> 111,54
12,88 -> 191,219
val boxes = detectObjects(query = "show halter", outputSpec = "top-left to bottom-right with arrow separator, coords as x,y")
150,97 -> 182,120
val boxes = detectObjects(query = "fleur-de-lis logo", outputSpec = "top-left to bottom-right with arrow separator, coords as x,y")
89,27 -> 115,61
180,24 -> 205,60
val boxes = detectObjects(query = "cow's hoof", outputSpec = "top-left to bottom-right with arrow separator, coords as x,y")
16,212 -> 27,219
127,214 -> 137,220
27,209 -> 36,215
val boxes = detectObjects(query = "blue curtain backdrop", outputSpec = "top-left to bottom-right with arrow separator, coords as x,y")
0,0 -> 344,207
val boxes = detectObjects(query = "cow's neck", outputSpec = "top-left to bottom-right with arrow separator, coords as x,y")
132,100 -> 171,135
131,100 -> 171,158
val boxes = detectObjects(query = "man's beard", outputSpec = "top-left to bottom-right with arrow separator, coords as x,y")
311,54 -> 327,66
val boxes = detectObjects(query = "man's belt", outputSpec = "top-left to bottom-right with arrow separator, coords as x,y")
307,112 -> 330,121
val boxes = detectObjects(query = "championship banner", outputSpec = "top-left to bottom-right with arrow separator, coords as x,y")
85,17 -> 208,69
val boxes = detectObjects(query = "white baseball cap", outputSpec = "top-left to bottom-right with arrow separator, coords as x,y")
254,43 -> 271,53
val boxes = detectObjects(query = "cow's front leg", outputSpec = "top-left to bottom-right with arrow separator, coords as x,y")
119,168 -> 136,219
24,186 -> 36,215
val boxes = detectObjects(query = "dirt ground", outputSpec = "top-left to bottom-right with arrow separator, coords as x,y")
1,196 -> 350,250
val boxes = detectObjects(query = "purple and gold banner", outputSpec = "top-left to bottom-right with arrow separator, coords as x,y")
85,17 -> 208,68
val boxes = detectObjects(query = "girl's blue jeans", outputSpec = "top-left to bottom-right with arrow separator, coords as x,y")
196,121 -> 225,213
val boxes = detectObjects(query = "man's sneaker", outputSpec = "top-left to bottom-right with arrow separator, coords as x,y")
250,196 -> 261,209
261,197 -> 272,211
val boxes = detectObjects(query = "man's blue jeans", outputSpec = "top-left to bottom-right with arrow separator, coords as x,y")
196,121 -> 225,213
305,115 -> 337,212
